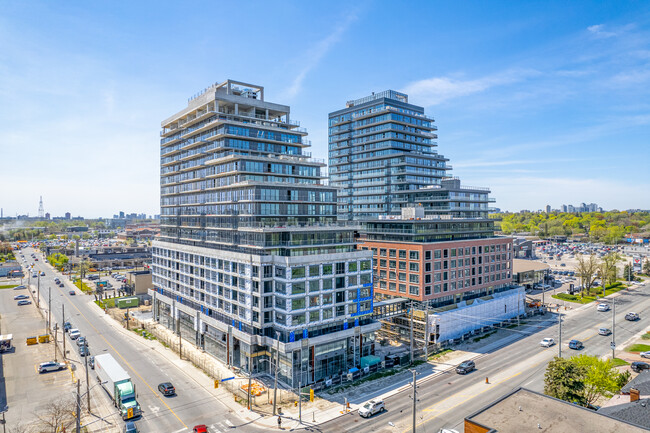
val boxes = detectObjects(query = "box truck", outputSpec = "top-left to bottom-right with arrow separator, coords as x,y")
94,353 -> 141,419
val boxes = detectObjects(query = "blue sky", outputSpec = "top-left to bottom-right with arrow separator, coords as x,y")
1,1 -> 649,217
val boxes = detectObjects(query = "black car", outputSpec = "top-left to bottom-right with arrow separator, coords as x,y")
631,362 -> 650,373
456,360 -> 476,375
63,322 -> 72,332
79,345 -> 90,357
568,340 -> 584,350
88,356 -> 95,370
158,382 -> 176,396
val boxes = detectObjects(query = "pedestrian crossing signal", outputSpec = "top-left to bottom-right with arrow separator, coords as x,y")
214,379 -> 219,388
309,388 -> 314,402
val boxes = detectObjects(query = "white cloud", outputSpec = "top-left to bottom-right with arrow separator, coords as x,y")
286,12 -> 358,98
401,69 -> 539,106
587,24 -> 617,38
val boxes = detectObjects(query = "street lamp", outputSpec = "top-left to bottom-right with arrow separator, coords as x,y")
73,380 -> 107,433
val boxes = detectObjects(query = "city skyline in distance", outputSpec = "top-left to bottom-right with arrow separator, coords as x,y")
1,1 -> 649,217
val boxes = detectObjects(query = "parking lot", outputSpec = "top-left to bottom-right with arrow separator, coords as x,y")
0,278 -> 76,430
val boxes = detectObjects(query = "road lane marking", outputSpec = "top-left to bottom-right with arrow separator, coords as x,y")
41,263 -> 188,429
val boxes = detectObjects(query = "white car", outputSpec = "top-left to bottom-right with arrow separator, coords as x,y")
597,303 -> 610,312
641,351 -> 650,359
69,329 -> 81,340
38,361 -> 66,373
358,399 -> 385,418
540,338 -> 555,347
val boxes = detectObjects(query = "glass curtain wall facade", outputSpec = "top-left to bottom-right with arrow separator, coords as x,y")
152,80 -> 380,387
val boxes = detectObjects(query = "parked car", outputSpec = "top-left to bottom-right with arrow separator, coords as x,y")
79,345 -> 90,357
69,290 -> 76,296
14,294 -> 29,300
59,283 -> 65,287
597,303 -> 610,312
64,322 -> 72,332
89,356 -> 95,369
640,352 -> 650,359
455,360 -> 476,375
540,338 -> 555,347
626,312 -> 640,321
77,336 -> 87,347
631,362 -> 650,373
38,361 -> 66,373
17,300 -> 32,306
192,426 -> 208,433
568,340 -> 584,350
13,285 -> 26,290
158,382 -> 176,396
598,327 -> 612,336
69,329 -> 81,340
358,399 -> 385,418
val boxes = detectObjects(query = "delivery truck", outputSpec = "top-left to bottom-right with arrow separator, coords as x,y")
94,353 -> 142,419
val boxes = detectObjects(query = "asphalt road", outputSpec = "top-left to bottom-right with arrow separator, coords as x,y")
21,248 -> 265,433
309,281 -> 650,433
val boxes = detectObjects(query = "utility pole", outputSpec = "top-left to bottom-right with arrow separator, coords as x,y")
247,363 -> 252,410
62,304 -> 66,359
612,298 -> 616,360
424,304 -> 429,359
76,379 -> 81,433
48,287 -> 51,334
558,310 -> 563,358
273,334 -> 280,416
37,273 -> 40,308
85,341 -> 91,412
411,369 -> 417,433
54,324 -> 58,362
409,300 -> 414,365
177,317 -> 182,360
298,377 -> 302,424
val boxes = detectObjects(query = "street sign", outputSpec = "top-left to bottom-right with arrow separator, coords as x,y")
221,376 -> 235,382
611,342 -> 616,349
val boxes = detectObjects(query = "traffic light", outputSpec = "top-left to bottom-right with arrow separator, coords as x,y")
309,388 -> 314,402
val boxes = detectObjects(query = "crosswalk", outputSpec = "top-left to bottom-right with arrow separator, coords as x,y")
172,419 -> 235,433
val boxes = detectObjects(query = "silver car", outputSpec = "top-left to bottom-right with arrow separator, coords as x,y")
38,361 -> 66,373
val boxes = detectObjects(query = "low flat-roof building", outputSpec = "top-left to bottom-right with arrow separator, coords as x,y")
465,388 -> 648,432
512,259 -> 550,289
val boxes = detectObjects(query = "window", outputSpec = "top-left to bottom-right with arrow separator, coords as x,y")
336,262 -> 345,274
323,264 -> 333,275
434,250 -> 441,259
425,262 -> 431,272
292,282 -> 305,295
335,277 -> 345,289
409,263 -> 419,272
348,289 -> 358,300
389,249 -> 396,258
409,285 -> 419,295
349,303 -> 358,314
360,273 -> 371,285
398,272 -> 406,281
398,284 -> 406,293
292,298 -> 305,310
360,260 -> 371,271
389,282 -> 396,291
380,259 -> 387,267
322,308 -> 333,319
409,274 -> 419,283
309,265 -> 320,277
322,293 -> 332,304
275,312 -> 286,324
425,250 -> 431,260
310,295 -> 320,307
399,250 -> 407,259
389,260 -> 396,269
322,278 -> 333,290
309,280 -> 320,292
309,310 -> 320,322
348,275 -> 357,286
335,291 -> 345,303
451,248 -> 457,257
348,261 -> 357,272
293,313 -> 306,325
425,274 -> 431,283
379,248 -> 387,257
275,267 -> 286,278
399,261 -> 406,270
425,286 -> 431,295
409,251 -> 419,260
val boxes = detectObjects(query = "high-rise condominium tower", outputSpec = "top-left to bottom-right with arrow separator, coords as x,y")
152,80 -> 379,386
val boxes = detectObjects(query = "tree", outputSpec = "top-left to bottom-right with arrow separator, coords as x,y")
644,258 -> 650,276
576,254 -> 599,295
599,253 -> 620,295
32,396 -> 77,433
572,355 -> 626,406
78,258 -> 92,279
544,357 -> 587,405
623,264 -> 635,281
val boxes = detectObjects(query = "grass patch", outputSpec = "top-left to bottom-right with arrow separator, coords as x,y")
95,297 -> 119,309
625,344 -> 650,353
473,331 -> 497,342
74,280 -> 93,294
0,284 -> 18,289
428,348 -> 453,360
552,293 -> 596,304
641,333 -> 650,340
612,358 -> 630,367
130,327 -> 156,340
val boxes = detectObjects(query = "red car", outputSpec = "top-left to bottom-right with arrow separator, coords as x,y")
193,426 -> 208,433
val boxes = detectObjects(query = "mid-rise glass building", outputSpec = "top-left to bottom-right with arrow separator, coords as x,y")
152,80 -> 379,387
